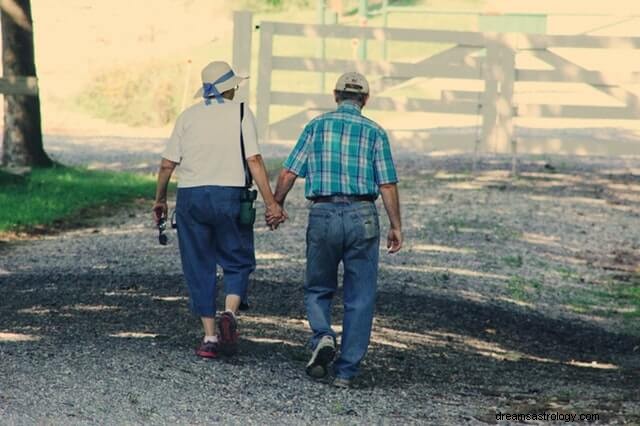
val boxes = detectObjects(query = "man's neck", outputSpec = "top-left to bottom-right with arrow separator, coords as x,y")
338,100 -> 362,110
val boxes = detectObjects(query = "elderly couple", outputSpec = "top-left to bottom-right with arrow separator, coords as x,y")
153,61 -> 402,388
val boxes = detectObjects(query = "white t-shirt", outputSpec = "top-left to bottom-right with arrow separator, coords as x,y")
162,100 -> 260,188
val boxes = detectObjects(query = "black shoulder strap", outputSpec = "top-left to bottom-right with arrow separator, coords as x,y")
240,102 -> 252,188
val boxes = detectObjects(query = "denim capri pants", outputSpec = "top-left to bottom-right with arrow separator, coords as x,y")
175,186 -> 255,317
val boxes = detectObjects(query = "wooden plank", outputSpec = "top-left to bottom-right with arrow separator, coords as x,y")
0,76 -> 38,96
369,45 -> 484,95
269,91 -> 480,114
518,69 -> 640,85
516,136 -> 640,156
388,132 -> 476,153
269,109 -> 324,141
267,21 -> 640,50
256,22 -> 274,142
516,104 -> 640,119
531,49 -> 640,108
507,33 -> 640,50
441,90 -> 483,102
268,124 -> 477,152
270,21 -> 486,45
232,11 -> 253,103
271,56 -> 482,79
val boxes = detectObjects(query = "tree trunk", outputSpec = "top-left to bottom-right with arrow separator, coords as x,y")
1,0 -> 51,167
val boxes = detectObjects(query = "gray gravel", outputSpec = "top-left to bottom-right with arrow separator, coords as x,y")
1,135 -> 640,424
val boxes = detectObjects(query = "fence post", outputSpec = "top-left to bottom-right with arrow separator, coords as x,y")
233,11 -> 253,103
256,21 -> 274,143
480,36 -> 500,160
497,37 -> 517,175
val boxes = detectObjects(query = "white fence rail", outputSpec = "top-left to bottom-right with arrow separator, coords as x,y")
233,11 -> 640,161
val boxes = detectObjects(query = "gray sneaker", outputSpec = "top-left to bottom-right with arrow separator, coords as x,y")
306,335 -> 335,379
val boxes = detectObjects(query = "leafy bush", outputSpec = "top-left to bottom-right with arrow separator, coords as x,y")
76,61 -> 183,127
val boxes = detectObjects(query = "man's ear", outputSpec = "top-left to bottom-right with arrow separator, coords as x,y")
362,94 -> 369,107
334,90 -> 339,103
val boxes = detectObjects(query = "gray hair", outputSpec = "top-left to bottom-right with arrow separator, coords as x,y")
335,90 -> 367,106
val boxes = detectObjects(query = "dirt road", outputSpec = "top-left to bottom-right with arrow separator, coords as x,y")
1,151 -> 639,424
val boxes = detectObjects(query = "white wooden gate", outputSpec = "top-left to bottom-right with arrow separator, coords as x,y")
233,11 -> 640,161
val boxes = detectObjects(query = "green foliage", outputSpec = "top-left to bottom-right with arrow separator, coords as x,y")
507,275 -> 542,300
620,284 -> 640,319
0,167 -> 161,232
75,62 -> 183,127
565,277 -> 640,330
240,0 -> 311,12
502,254 -> 523,268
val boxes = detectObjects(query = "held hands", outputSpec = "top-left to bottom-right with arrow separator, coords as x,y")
387,228 -> 403,253
265,202 -> 287,230
152,201 -> 168,225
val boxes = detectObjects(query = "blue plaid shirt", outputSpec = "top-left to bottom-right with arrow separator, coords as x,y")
283,102 -> 398,198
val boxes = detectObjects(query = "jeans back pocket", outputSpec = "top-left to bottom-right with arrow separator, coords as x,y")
357,207 -> 379,240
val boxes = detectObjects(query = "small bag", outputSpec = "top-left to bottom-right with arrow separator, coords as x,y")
238,102 -> 257,227
239,187 -> 258,226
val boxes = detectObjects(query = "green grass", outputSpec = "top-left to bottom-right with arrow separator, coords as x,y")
507,275 -> 542,301
0,167 -> 163,232
565,278 -> 640,335
502,254 -> 524,268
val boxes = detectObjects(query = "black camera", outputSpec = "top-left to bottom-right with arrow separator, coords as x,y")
158,217 -> 168,245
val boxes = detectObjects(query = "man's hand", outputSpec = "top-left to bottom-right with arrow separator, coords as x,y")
265,202 -> 287,230
380,183 -> 402,253
152,201 -> 168,225
387,228 -> 403,253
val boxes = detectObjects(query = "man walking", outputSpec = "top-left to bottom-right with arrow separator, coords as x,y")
272,72 -> 402,388
153,61 -> 285,359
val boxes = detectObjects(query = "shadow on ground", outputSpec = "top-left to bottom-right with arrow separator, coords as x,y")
1,272 -> 638,415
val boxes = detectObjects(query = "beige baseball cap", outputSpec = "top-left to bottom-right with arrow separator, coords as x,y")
334,72 -> 369,94
193,61 -> 248,98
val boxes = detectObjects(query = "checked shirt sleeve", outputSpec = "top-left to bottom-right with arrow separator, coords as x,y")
373,129 -> 398,185
283,123 -> 313,177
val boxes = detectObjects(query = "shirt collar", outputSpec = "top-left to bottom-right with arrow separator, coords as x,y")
337,101 -> 362,114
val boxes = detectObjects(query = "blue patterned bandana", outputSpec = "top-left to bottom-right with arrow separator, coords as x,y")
203,70 -> 235,105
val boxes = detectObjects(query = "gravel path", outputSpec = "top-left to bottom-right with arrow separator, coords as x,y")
1,136 -> 640,424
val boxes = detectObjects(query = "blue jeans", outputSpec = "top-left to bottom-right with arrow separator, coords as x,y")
305,201 -> 380,380
176,186 -> 255,318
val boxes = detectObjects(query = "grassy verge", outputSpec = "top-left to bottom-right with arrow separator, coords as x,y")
0,166 -> 165,233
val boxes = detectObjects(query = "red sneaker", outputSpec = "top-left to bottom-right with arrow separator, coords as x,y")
218,311 -> 239,356
195,340 -> 218,359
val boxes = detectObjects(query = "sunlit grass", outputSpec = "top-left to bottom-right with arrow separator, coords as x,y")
565,278 -> 640,330
0,166 -> 163,232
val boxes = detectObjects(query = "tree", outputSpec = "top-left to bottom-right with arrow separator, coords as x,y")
1,0 -> 51,167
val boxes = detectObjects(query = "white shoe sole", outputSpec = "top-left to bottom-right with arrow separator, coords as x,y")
306,343 -> 335,379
